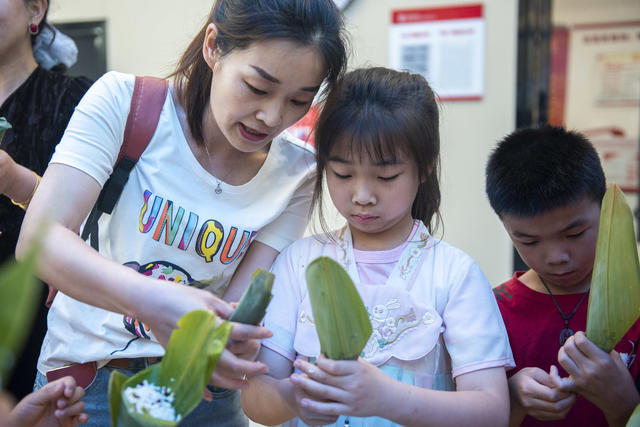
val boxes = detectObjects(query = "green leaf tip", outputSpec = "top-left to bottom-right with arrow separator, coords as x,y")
587,184 -> 640,352
229,269 -> 274,325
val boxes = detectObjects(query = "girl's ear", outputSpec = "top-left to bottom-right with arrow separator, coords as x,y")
421,159 -> 437,184
27,0 -> 48,27
202,23 -> 219,69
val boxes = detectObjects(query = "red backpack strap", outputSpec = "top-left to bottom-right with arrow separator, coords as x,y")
118,76 -> 169,164
81,76 -> 168,249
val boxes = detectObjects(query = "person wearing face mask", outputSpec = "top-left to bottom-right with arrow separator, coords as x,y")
16,0 -> 348,425
0,0 -> 92,400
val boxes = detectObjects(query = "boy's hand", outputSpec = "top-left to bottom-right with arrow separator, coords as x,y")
557,331 -> 640,426
508,366 -> 576,423
290,355 -> 389,419
8,376 -> 88,427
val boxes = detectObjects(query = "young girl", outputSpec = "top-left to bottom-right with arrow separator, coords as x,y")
17,0 -> 346,425
242,68 -> 514,426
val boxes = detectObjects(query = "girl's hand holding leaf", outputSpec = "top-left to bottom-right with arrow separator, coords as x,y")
291,355 -> 390,420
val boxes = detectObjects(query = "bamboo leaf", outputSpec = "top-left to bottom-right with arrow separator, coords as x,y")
109,310 -> 231,426
109,370 -> 129,427
0,236 -> 41,382
229,269 -> 274,325
305,256 -> 372,360
586,184 -> 640,352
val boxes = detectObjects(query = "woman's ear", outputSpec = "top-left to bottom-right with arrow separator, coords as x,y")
202,23 -> 219,69
27,0 -> 48,27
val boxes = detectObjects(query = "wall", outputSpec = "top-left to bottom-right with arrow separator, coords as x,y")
552,0 -> 640,229
49,0 -> 518,285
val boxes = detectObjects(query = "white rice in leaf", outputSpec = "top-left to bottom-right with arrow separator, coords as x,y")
123,380 -> 182,422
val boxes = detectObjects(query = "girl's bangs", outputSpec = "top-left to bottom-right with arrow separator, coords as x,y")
329,108 -> 412,164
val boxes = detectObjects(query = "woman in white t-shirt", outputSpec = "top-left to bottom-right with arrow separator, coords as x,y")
16,0 -> 347,425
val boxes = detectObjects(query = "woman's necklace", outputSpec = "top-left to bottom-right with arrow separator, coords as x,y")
202,142 -> 224,194
538,275 -> 589,345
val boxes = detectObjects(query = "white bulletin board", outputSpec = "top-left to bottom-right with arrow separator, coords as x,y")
389,4 -> 485,101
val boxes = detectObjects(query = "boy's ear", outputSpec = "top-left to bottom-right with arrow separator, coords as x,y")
202,23 -> 220,69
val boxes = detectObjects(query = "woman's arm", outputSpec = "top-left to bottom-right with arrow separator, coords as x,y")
17,163 -> 270,387
292,357 -> 510,427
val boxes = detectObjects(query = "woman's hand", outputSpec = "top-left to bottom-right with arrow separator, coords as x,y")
137,283 -> 272,390
209,322 -> 272,389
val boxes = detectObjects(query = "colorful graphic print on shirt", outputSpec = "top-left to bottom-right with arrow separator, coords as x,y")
122,260 -> 195,339
138,189 -> 258,264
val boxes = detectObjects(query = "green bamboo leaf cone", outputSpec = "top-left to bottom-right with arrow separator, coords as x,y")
586,184 -> 640,352
305,256 -> 372,360
229,269 -> 274,325
108,310 -> 232,426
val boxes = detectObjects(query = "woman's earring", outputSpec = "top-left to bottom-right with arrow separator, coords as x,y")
29,23 -> 39,35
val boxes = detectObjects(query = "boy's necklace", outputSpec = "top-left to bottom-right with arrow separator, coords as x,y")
538,275 -> 589,346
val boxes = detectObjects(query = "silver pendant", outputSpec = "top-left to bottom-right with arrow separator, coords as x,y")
215,182 -> 222,194
559,327 -> 574,346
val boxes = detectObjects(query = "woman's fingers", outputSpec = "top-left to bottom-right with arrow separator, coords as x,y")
228,322 -> 272,341
209,349 -> 269,389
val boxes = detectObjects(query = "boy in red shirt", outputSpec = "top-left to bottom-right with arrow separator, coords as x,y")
485,126 -> 640,426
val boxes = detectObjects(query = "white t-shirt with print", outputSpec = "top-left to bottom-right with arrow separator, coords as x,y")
38,71 -> 316,373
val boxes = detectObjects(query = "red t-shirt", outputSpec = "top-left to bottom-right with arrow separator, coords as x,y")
494,272 -> 640,426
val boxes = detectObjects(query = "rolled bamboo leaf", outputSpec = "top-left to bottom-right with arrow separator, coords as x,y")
627,404 -> 640,427
229,269 -> 274,325
0,236 -> 41,382
586,184 -> 640,352
0,117 -> 10,143
305,256 -> 372,360
109,310 -> 232,426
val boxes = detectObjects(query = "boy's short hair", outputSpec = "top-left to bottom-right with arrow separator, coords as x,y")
485,125 -> 606,217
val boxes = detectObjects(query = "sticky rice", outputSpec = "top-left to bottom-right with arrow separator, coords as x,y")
123,380 -> 182,422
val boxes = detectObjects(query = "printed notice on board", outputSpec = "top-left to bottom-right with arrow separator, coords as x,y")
389,4 -> 485,101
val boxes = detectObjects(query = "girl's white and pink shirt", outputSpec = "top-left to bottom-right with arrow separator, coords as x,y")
263,220 -> 514,394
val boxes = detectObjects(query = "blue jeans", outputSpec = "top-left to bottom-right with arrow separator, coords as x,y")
35,366 -> 248,426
